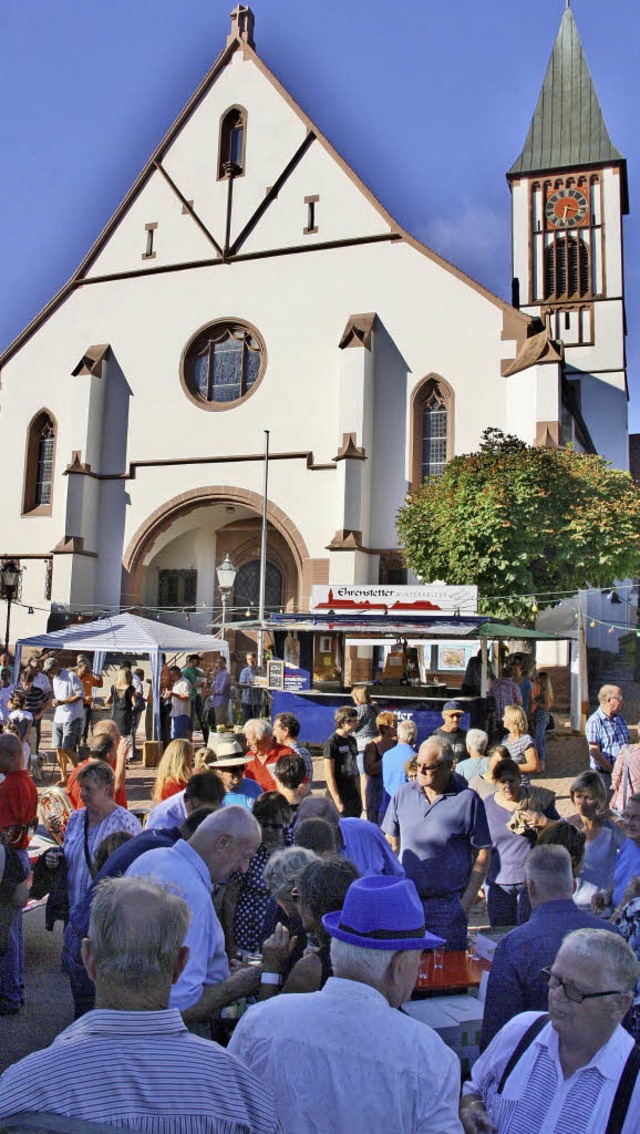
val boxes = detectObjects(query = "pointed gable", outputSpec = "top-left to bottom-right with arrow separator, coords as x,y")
509,7 -> 624,177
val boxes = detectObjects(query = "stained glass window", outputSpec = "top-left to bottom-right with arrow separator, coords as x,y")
35,420 -> 55,505
186,323 -> 264,406
422,387 -> 448,479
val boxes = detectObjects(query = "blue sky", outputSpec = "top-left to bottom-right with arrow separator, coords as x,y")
1,0 -> 637,431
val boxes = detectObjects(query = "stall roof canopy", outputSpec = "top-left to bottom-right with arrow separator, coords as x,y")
16,612 -> 229,657
231,614 -> 565,641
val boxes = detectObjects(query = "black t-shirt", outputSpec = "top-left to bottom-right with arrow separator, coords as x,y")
431,726 -> 468,763
323,731 -> 359,788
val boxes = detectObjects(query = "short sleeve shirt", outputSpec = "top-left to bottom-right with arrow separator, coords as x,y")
431,727 -> 468,763
382,778 -> 490,898
323,731 -> 359,789
585,707 -> 629,768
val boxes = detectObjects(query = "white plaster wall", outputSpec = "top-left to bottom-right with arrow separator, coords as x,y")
505,369 -> 539,443
163,52 -> 308,252
601,167 -> 624,295
578,375 -> 629,470
86,170 -> 215,279
565,302 -> 626,377
510,179 -> 530,299
239,139 -> 391,253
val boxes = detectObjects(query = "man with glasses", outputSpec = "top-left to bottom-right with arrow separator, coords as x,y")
462,928 -> 640,1134
480,846 -> 622,1050
382,736 -> 491,949
430,699 -> 468,763
586,684 -> 629,789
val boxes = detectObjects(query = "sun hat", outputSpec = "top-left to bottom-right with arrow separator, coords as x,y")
212,739 -> 251,768
322,876 -> 445,951
442,699 -> 464,713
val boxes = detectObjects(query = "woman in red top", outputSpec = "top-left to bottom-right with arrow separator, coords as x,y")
152,739 -> 194,803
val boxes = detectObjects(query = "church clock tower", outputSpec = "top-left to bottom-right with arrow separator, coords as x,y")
508,4 -> 629,468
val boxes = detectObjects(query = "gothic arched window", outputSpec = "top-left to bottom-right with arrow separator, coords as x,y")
234,560 -> 283,616
23,410 -> 56,515
411,376 -> 453,486
218,106 -> 247,178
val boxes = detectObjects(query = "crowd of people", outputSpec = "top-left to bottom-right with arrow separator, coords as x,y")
1,651 -> 640,1131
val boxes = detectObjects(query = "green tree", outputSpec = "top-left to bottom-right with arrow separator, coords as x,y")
397,429 -> 640,620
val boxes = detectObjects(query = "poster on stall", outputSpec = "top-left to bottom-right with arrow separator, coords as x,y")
310,584 -> 477,616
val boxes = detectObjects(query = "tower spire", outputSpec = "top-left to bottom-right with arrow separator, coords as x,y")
509,6 -> 623,176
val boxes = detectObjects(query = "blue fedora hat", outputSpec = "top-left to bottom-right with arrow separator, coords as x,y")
322,876 -> 445,951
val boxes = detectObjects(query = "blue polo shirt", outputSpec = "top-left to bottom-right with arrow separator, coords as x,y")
381,742 -> 415,797
613,838 -> 640,907
382,777 -> 490,899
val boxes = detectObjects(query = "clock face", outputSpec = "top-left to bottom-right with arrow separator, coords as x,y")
545,188 -> 589,229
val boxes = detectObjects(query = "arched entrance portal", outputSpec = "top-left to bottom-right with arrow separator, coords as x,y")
122,487 -> 309,635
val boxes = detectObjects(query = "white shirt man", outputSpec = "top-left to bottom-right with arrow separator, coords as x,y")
229,875 -> 461,1134
461,929 -> 640,1134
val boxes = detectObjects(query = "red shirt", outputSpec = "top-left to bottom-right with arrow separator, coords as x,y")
0,770 -> 38,849
161,779 -> 185,801
244,743 -> 293,792
66,758 -> 128,810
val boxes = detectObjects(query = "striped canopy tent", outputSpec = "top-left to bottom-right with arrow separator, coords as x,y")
14,612 -> 229,741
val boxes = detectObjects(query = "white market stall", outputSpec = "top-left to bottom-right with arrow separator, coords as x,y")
14,612 -> 229,742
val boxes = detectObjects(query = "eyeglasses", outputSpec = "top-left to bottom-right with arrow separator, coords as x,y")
541,967 -> 623,1004
417,760 -> 446,774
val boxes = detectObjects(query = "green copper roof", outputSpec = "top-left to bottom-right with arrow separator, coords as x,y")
509,7 -> 623,176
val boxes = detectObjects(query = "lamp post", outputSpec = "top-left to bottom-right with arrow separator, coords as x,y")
216,554 -> 237,638
1,560 -> 21,654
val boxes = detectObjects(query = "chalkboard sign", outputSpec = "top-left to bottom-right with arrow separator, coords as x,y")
267,659 -> 285,690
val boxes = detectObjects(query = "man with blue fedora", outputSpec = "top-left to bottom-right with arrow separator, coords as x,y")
229,875 -> 462,1133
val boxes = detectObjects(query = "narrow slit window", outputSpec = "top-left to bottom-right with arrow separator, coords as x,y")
143,223 -> 157,260
304,195 -> 319,235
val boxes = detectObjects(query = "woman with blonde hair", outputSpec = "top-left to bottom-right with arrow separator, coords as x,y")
152,738 -> 194,803
567,770 -> 625,911
501,704 -> 539,784
105,665 -> 135,741
350,684 -> 377,802
363,710 -> 397,824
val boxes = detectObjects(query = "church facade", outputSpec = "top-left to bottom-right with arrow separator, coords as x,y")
0,6 -> 630,642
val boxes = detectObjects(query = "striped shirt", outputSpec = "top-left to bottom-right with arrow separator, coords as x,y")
0,1008 -> 282,1133
466,1011 -> 640,1134
585,707 -> 630,769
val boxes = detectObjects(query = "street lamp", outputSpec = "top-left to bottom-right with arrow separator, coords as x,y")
1,560 -> 21,654
216,554 -> 237,638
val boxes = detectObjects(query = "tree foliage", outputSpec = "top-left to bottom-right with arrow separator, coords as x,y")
397,428 -> 640,620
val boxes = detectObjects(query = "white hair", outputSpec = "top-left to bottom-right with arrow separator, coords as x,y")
330,938 -> 395,984
525,845 -> 573,898
562,928 -> 639,995
89,876 -> 191,992
397,720 -> 418,745
466,729 -> 488,755
243,718 -> 272,741
418,736 -> 454,764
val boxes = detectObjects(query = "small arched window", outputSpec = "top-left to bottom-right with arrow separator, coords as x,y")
411,377 -> 453,486
218,106 -> 247,178
23,410 -> 56,515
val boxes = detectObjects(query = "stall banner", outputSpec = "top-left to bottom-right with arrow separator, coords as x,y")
310,584 -> 477,616
270,691 -> 470,746
283,664 -> 311,693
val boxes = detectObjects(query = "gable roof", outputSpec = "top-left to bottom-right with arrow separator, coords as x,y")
0,11 -> 531,371
509,7 -> 625,179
